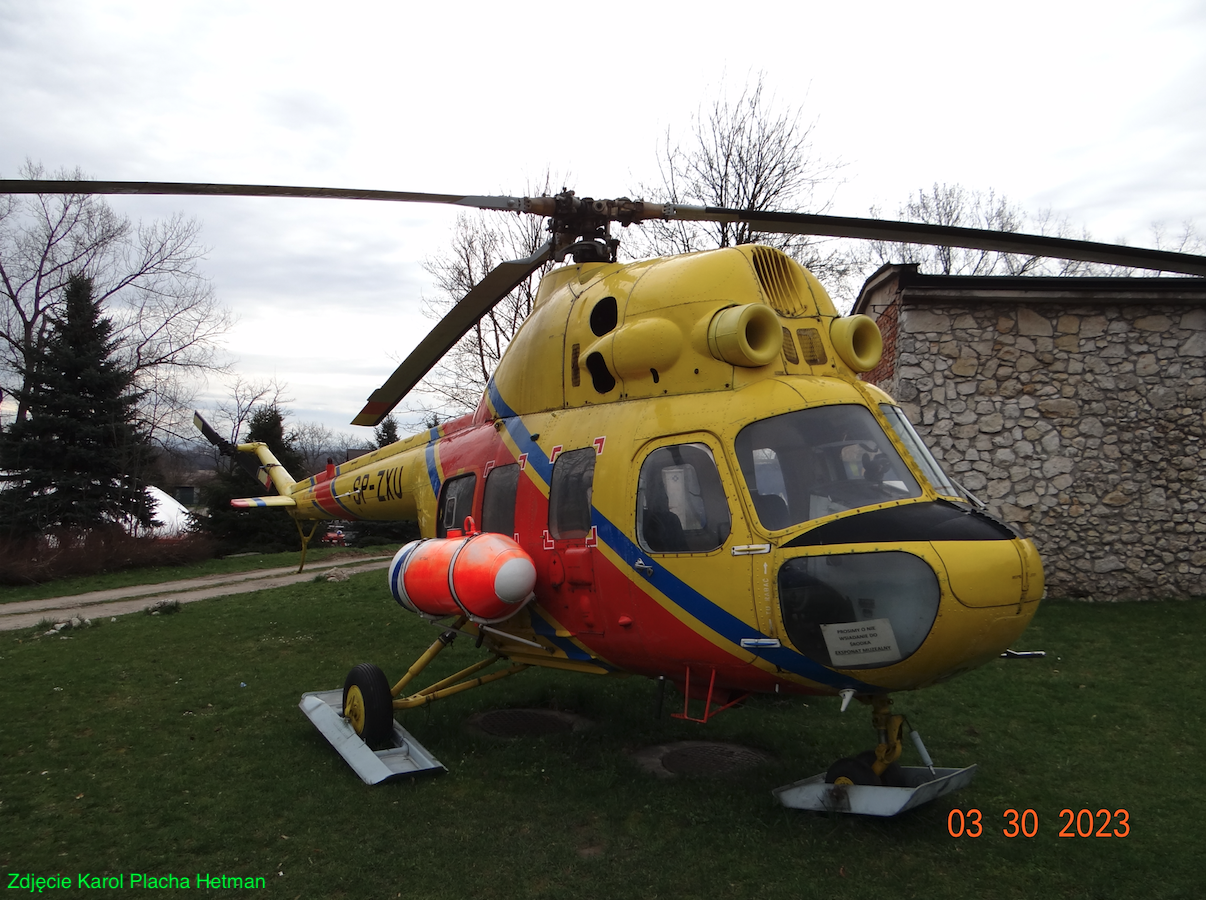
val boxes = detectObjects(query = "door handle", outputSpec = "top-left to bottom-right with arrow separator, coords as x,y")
634,558 -> 653,578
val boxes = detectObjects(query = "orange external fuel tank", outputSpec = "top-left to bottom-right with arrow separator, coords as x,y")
388,519 -> 537,624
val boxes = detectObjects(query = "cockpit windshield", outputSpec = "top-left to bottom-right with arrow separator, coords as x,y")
733,405 -> 922,530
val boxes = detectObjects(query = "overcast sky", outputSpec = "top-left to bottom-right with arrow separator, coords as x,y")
3,0 -> 1204,441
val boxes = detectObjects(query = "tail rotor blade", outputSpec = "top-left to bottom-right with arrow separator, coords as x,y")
193,411 -> 266,485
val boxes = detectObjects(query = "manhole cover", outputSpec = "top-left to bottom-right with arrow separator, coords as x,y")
631,741 -> 771,778
466,708 -> 591,738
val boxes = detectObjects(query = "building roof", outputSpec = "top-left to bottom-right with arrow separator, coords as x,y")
852,263 -> 1206,316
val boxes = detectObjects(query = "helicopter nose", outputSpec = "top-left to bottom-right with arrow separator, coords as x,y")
775,508 -> 1043,690
937,535 -> 1044,609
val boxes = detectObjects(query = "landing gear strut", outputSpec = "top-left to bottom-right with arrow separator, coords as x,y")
295,518 -> 321,573
826,696 -> 908,787
300,618 -> 531,784
773,693 -> 977,816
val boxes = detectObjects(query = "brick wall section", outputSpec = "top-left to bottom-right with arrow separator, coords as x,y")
864,295 -> 899,386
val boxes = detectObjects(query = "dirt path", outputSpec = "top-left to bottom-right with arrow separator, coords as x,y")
0,556 -> 393,632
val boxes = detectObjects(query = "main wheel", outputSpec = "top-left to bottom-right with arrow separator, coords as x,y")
825,755 -> 880,786
342,663 -> 394,748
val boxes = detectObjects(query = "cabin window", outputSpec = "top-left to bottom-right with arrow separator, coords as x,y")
734,405 -> 922,530
548,448 -> 595,539
437,474 -> 477,537
482,463 -> 520,536
637,443 -> 731,553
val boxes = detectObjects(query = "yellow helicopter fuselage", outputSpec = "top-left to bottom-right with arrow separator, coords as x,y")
249,245 -> 1043,699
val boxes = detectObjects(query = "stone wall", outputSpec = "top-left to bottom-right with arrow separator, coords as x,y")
857,271 -> 1206,600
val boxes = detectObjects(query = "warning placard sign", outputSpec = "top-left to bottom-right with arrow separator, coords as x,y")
820,618 -> 902,667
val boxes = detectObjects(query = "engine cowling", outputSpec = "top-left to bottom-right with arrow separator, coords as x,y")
388,520 -> 537,624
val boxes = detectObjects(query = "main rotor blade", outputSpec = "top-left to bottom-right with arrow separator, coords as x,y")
351,240 -> 555,427
671,206 -> 1206,277
10,179 -> 1201,275
0,179 -> 529,212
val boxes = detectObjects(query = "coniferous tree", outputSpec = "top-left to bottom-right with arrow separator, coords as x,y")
373,414 -> 400,449
0,274 -> 155,538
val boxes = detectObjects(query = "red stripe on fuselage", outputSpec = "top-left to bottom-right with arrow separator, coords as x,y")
423,416 -> 810,695
312,472 -> 345,517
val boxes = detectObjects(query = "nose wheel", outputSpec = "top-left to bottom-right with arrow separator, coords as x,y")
777,694 -> 976,815
826,749 -> 907,787
824,696 -> 913,787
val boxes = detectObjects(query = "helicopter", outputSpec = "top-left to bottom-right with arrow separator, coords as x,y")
6,178 -> 1206,802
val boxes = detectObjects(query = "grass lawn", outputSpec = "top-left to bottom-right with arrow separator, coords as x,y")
2,571 -> 1201,899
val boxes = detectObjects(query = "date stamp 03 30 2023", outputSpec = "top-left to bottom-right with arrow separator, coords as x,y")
947,807 -> 1131,838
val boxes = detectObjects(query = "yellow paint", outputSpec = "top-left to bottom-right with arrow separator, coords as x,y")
224,243 -> 1045,701
343,685 -> 365,736
937,541 -> 1027,608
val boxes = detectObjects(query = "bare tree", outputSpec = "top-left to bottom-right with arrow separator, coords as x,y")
0,161 -> 231,441
1148,219 -> 1205,257
407,173 -> 559,420
205,375 -> 292,451
856,183 -> 1141,278
629,73 -> 853,284
288,420 -> 367,473
289,420 -> 336,475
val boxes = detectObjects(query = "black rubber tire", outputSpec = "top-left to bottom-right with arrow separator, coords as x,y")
880,761 -> 908,787
342,663 -> 394,748
825,755 -> 881,786
854,748 -> 908,787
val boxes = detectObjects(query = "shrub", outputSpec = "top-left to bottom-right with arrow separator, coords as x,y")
0,530 -> 215,586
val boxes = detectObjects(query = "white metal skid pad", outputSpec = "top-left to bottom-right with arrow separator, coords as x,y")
773,765 -> 977,817
300,690 -> 446,784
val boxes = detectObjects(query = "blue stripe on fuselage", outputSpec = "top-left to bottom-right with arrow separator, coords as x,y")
527,607 -> 610,667
590,515 -> 875,691
487,379 -> 553,485
424,436 -> 440,498
486,377 -> 874,692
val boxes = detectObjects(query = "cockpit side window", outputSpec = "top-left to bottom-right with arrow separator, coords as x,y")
734,405 -> 922,531
637,443 -> 732,553
879,404 -> 962,498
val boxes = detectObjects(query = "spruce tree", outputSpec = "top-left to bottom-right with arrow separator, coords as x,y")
373,414 -> 400,449
0,274 -> 155,538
